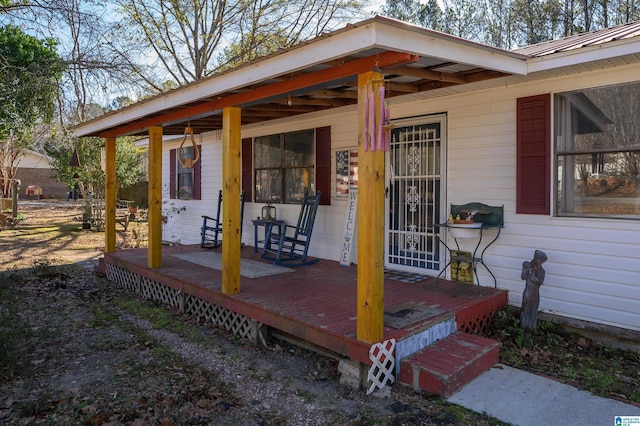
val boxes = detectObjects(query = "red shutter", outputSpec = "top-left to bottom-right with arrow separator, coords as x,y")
169,148 -> 176,199
315,126 -> 331,205
517,94 -> 551,215
193,145 -> 202,200
241,138 -> 253,202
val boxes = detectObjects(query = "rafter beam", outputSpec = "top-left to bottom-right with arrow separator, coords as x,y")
392,66 -> 468,84
304,89 -> 359,99
271,97 -> 354,107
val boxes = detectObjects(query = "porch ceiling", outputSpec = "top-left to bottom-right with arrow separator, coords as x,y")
73,17 -> 528,139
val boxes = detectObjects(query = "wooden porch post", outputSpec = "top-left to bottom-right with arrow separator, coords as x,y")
104,137 -> 117,253
356,71 -> 386,343
222,107 -> 242,295
148,125 -> 163,268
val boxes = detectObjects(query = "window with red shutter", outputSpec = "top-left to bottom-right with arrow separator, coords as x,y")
246,127 -> 331,205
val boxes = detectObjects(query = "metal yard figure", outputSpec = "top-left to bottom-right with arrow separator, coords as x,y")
520,250 -> 548,331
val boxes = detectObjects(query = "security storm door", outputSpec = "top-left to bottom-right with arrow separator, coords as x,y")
386,116 -> 445,273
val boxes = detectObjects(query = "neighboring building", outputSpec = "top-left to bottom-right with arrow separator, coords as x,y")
10,150 -> 68,199
73,17 -> 640,339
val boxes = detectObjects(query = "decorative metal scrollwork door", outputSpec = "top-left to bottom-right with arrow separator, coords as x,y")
386,117 -> 445,273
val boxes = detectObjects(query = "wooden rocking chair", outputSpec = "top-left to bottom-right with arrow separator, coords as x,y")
261,191 -> 321,266
200,190 -> 245,248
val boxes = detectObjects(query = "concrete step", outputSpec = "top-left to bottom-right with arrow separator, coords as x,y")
397,332 -> 500,398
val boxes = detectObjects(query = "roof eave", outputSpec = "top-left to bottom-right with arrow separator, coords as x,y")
72,17 -> 528,138
526,37 -> 640,73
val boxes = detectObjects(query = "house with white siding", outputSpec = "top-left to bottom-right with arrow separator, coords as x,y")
73,16 -> 639,344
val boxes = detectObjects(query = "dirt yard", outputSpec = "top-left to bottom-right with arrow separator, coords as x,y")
0,201 -> 506,425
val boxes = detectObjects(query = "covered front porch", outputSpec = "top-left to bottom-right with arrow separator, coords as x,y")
101,245 -> 507,395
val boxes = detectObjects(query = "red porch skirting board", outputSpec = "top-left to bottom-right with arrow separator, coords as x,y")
103,246 -> 507,374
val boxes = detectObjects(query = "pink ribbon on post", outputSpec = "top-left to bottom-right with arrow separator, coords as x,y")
368,90 -> 376,151
364,94 -> 369,151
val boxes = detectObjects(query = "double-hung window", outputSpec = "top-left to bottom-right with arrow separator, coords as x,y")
555,81 -> 640,219
177,146 -> 196,199
254,129 -> 315,204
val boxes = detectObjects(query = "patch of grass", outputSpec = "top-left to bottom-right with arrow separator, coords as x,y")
487,305 -> 640,403
117,297 -> 208,344
89,304 -> 122,327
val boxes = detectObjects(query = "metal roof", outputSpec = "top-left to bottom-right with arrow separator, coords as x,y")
514,20 -> 640,57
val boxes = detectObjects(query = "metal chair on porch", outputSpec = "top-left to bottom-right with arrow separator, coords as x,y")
261,190 -> 321,266
200,190 -> 245,248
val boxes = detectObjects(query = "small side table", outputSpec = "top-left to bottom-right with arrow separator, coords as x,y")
252,219 -> 285,253
433,203 -> 504,287
434,223 -> 501,287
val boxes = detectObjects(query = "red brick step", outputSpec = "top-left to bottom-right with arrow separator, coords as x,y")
397,332 -> 500,398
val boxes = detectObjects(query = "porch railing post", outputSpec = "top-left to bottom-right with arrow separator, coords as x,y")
356,71 -> 386,343
104,137 -> 117,253
222,106 -> 242,295
148,125 -> 163,268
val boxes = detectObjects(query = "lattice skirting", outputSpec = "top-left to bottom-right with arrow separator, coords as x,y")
367,339 -> 396,395
105,264 -> 263,343
458,306 -> 500,335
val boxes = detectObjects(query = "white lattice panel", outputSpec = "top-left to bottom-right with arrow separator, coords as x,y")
104,263 -> 259,343
185,296 -> 218,320
106,264 -> 140,292
184,294 -> 254,340
139,277 -> 181,307
367,338 -> 396,395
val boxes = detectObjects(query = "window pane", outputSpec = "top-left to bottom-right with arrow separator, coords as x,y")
284,130 -> 314,166
178,146 -> 195,172
555,82 -> 640,218
255,169 -> 281,203
176,146 -> 194,199
177,172 -> 193,199
557,154 -> 640,217
254,135 -> 281,168
285,167 -> 314,203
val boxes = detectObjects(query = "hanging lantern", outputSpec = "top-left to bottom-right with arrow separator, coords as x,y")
178,124 -> 201,168
262,203 -> 276,221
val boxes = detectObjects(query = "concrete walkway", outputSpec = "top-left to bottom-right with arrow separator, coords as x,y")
447,364 -> 640,426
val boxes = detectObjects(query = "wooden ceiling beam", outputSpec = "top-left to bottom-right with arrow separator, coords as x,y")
304,89 -> 359,99
384,81 -> 420,93
271,97 -> 354,107
391,66 -> 467,84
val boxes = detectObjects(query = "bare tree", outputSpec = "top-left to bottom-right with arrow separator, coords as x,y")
441,0 -> 485,40
484,0 -> 514,48
114,0 -> 363,86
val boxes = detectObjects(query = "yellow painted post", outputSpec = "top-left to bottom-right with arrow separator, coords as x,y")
356,71 -> 386,343
148,126 -> 163,268
104,137 -> 117,253
222,107 -> 242,295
